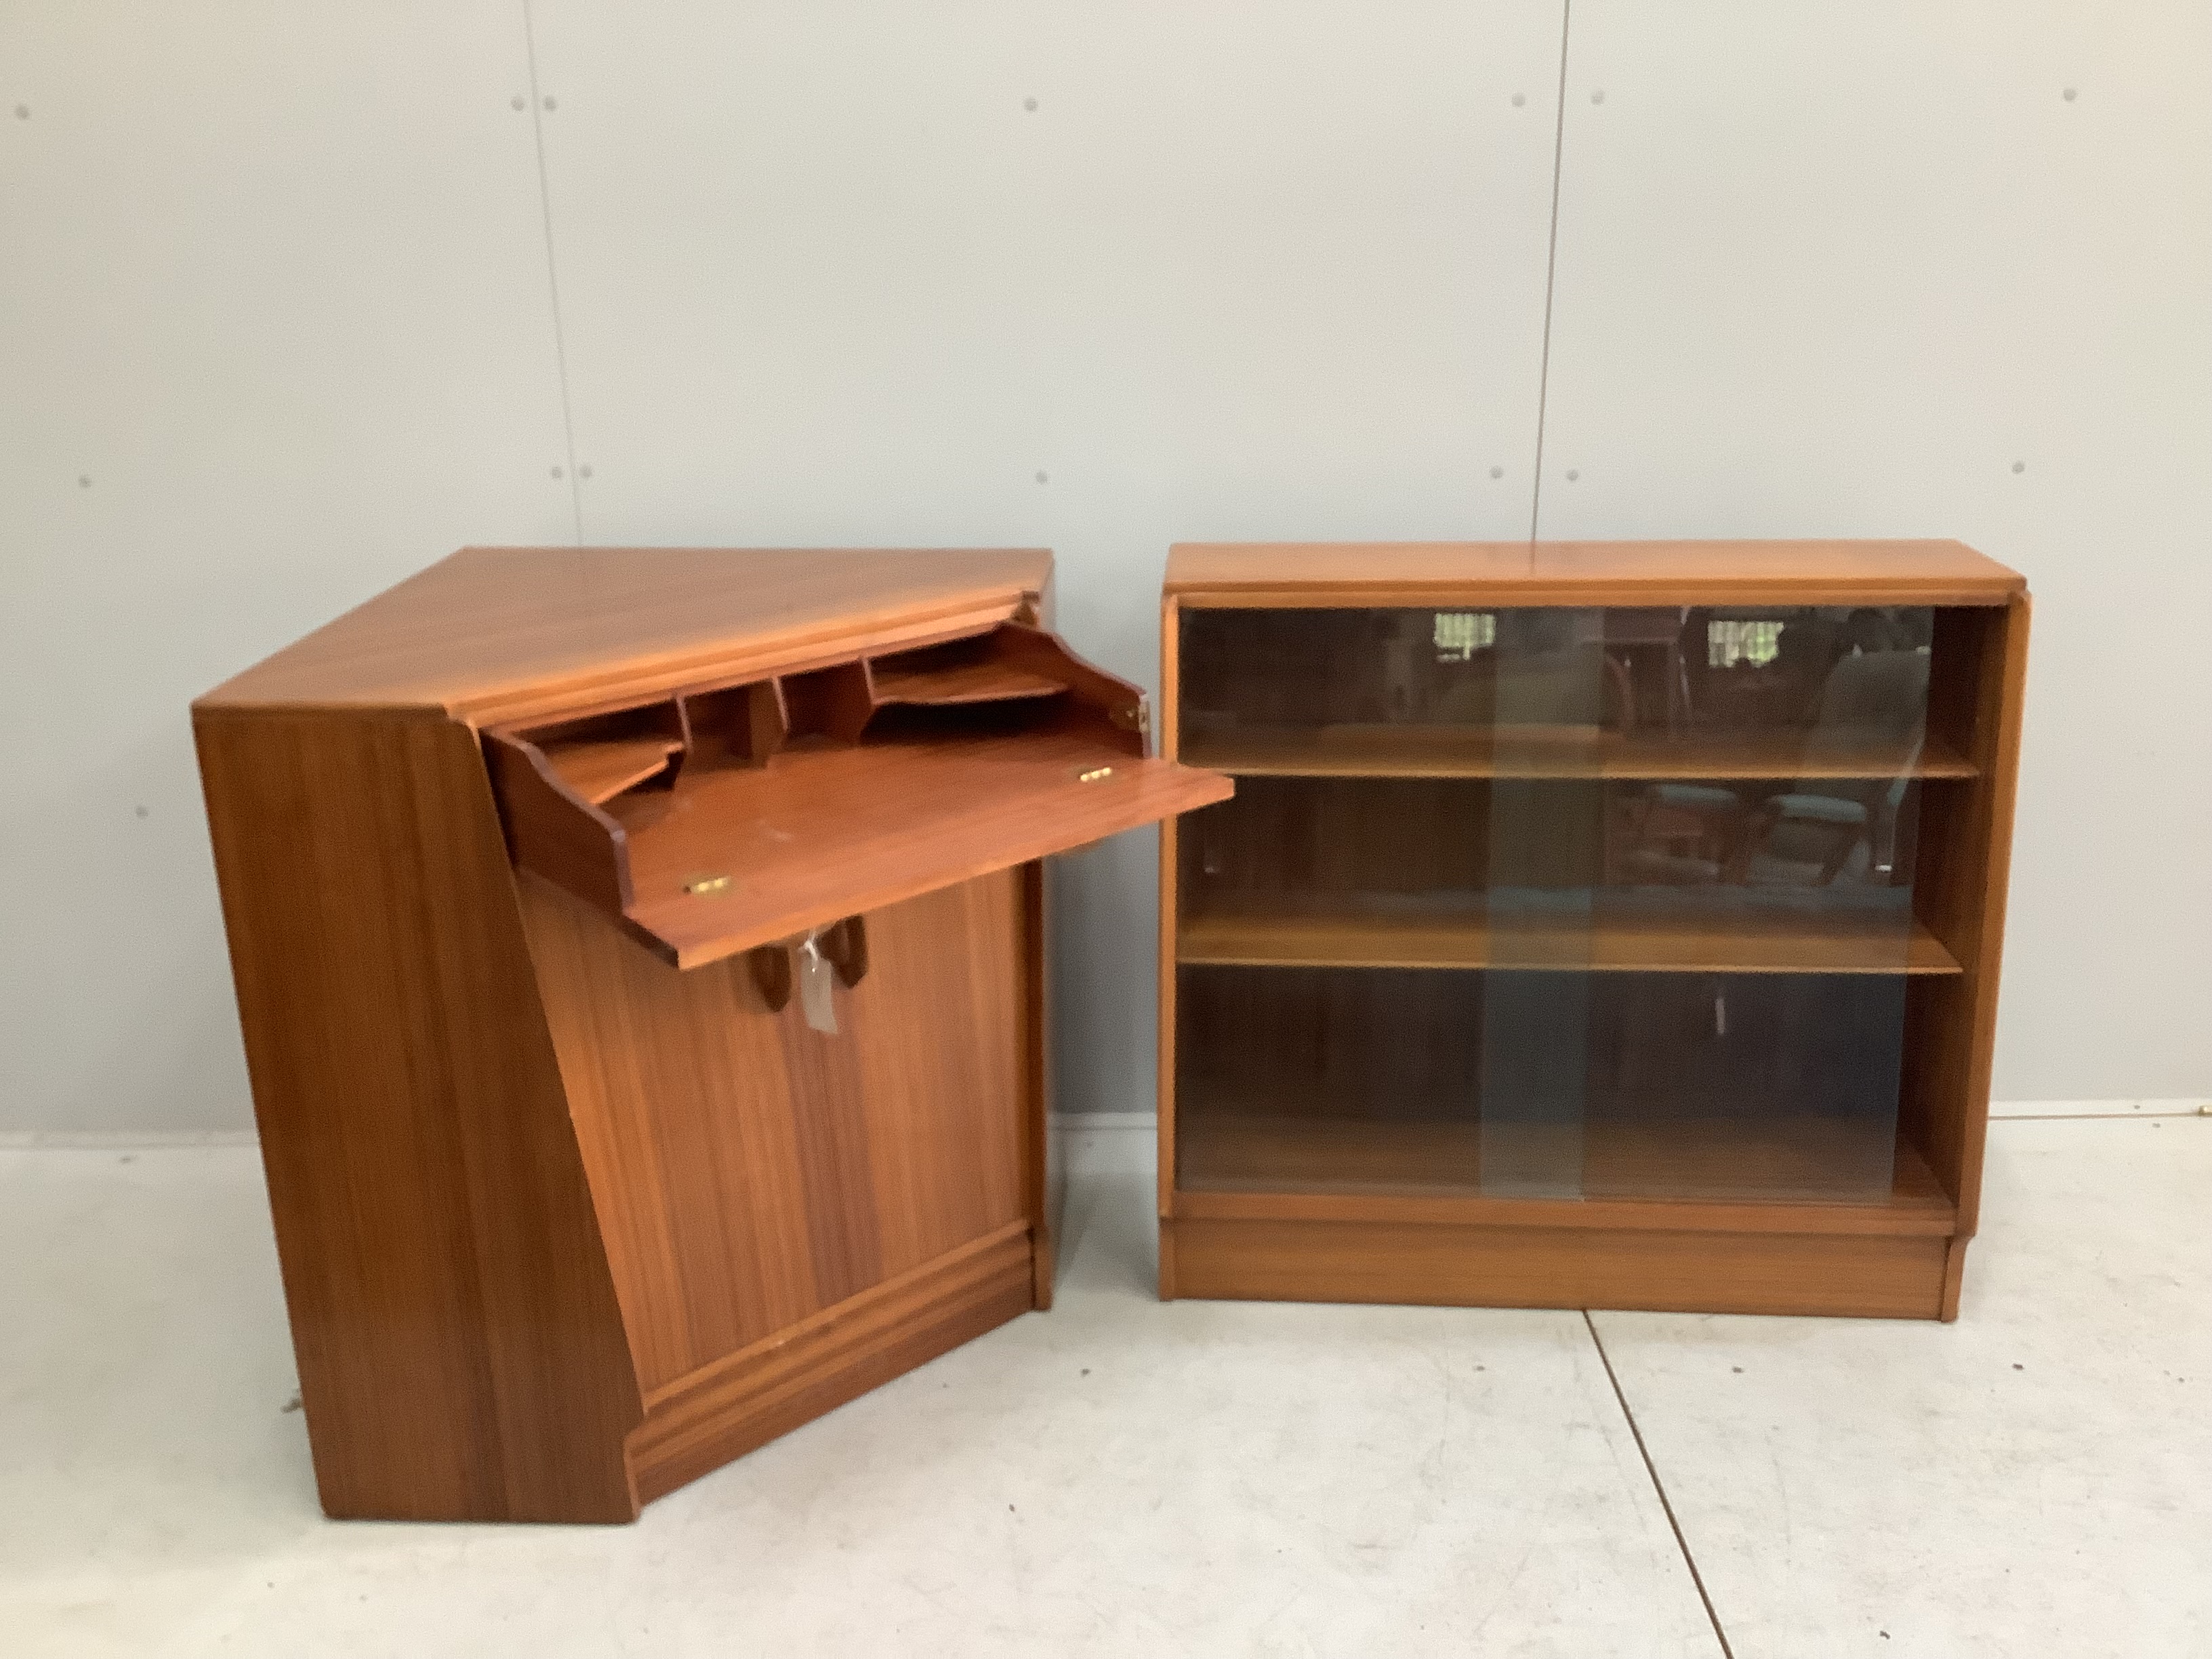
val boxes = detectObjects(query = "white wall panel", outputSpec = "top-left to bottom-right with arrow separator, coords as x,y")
529,0 -> 1563,1111
5,3 -> 2199,1132
0,3 -> 577,1131
1537,2 -> 2212,1099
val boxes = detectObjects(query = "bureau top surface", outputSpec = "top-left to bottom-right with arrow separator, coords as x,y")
1165,540 -> 2025,605
197,546 -> 1054,720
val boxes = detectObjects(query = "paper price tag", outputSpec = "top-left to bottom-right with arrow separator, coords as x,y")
798,931 -> 838,1035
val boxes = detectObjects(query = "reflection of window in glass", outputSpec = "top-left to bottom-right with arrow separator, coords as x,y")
1707,618 -> 1782,668
1433,611 -> 1496,663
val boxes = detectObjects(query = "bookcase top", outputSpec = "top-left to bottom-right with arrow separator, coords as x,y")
1166,540 -> 2024,607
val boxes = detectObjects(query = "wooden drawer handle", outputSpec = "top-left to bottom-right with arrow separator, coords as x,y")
819,915 -> 868,987
747,942 -> 793,1012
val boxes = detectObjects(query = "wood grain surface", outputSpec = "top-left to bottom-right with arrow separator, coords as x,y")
1158,542 -> 2028,1322
868,638 -> 1072,706
544,733 -> 687,804
1166,539 -> 2024,607
1156,596 -> 1187,1241
1166,1215 -> 1952,1319
1174,1114 -> 1954,1233
619,731 -> 1227,968
518,869 -> 1031,1395
1176,899 -> 1960,975
200,546 -> 1054,720
1903,594 -> 2032,1263
197,546 -> 1216,1517
196,707 -> 644,1521
628,1223 -> 1036,1505
479,613 -> 1232,969
1022,860 -> 1058,1309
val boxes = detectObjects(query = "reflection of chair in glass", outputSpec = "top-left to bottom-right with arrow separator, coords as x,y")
1435,647 -> 1612,735
1742,648 -> 1928,885
1612,785 -> 1749,885
1615,649 -> 1929,888
1603,609 -> 1692,735
1689,609 -> 1829,732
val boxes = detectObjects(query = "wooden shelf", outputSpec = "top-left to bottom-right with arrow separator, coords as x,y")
1178,897 -> 1961,975
1181,722 -> 1975,781
869,657 -> 1069,706
1174,1111 -> 1957,1235
542,734 -> 683,806
489,619 -> 1234,972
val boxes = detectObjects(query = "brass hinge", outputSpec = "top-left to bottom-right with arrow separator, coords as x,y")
1112,695 -> 1153,750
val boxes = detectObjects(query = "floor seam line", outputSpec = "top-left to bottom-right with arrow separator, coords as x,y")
1582,1308 -> 1736,1659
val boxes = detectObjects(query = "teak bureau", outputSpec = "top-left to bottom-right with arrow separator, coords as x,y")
195,547 -> 1229,1522
1158,540 -> 2028,1321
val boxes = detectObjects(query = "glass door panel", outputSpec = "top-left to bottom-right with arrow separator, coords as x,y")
1174,964 -> 1486,1195
1174,602 -> 1940,1205
1176,607 -> 1498,1195
1641,603 -> 1927,1200
1478,609 -> 1605,1195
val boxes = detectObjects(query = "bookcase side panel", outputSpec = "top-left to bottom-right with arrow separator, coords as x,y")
1904,596 -> 2031,1240
1158,596 -> 1187,1242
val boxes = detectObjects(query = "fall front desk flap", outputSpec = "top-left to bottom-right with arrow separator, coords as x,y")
486,617 -> 1232,970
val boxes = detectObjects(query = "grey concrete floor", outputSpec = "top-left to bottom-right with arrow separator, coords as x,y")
2,1113 -> 2205,1658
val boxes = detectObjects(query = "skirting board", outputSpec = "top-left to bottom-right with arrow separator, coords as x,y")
3,1104 -> 2203,1152
1986,1100 -> 2211,1119
0,1129 -> 263,1149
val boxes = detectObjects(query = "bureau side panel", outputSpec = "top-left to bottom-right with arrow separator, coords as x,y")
195,709 -> 642,1521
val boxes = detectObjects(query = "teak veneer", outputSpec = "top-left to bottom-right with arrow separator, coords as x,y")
1159,539 -> 2028,1322
196,546 -> 1229,1522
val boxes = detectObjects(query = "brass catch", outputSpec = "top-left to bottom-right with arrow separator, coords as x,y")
684,874 -> 733,897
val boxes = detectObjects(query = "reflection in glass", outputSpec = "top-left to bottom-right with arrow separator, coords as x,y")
1176,966 -> 1908,1203
1175,605 -> 1941,1205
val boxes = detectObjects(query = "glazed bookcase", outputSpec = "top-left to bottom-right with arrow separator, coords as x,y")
1158,541 -> 2028,1320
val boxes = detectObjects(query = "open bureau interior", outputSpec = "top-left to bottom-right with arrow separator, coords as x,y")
1160,544 -> 2029,1319
485,618 -> 1197,970
197,545 -> 1246,1521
